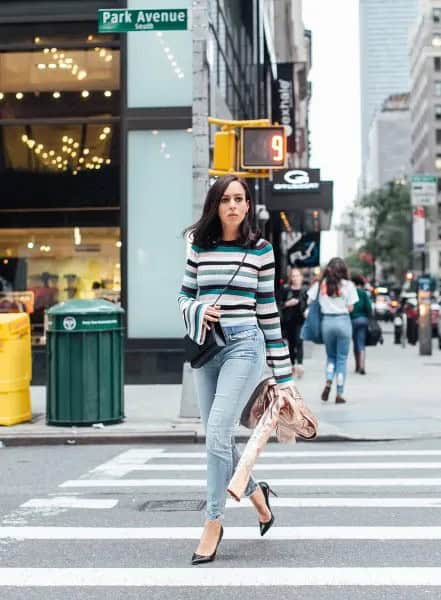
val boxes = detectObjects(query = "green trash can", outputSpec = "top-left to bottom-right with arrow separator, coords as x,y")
46,299 -> 125,425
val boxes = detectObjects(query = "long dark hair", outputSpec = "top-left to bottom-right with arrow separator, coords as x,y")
183,175 -> 260,248
321,257 -> 349,297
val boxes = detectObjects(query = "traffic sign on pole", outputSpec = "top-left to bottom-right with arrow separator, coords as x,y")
98,9 -> 188,33
411,174 -> 437,207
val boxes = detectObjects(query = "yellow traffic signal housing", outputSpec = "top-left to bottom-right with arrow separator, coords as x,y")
213,130 -> 237,172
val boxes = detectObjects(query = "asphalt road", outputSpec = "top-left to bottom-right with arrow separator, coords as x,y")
1,439 -> 441,599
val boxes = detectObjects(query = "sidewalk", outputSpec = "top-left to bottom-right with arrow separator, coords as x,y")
1,326 -> 441,445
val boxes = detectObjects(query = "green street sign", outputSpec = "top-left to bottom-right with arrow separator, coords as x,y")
411,175 -> 437,183
98,8 -> 188,33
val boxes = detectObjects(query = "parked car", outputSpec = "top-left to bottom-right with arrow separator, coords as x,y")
438,308 -> 441,349
374,294 -> 393,321
431,301 -> 440,340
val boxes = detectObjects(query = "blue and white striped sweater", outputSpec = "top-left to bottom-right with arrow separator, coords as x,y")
178,238 -> 293,384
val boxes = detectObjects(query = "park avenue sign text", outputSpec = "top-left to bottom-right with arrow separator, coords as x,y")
98,9 -> 188,33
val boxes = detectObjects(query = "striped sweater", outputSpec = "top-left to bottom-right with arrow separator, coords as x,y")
178,238 -> 293,384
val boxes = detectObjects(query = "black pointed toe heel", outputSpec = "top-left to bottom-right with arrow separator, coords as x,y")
191,524 -> 224,565
258,481 -> 277,537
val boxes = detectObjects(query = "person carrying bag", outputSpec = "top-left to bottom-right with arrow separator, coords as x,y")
178,175 -> 295,565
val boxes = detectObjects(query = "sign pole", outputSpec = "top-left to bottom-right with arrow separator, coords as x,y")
417,276 -> 432,356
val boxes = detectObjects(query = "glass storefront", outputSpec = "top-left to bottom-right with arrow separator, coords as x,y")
0,21 -> 121,345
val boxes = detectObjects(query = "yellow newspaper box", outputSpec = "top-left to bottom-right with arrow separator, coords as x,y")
0,313 -> 32,426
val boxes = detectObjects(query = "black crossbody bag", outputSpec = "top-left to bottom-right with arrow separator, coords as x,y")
183,251 -> 248,368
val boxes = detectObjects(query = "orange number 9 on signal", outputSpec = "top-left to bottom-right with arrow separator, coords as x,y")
271,134 -> 284,162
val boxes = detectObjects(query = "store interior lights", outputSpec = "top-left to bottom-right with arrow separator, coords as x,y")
20,127 -> 112,173
37,47 -> 89,81
74,227 -> 82,246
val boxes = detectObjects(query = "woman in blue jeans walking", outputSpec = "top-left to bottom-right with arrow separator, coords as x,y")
307,258 -> 358,404
178,175 -> 294,565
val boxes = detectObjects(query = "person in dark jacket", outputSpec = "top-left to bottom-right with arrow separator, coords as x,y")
279,268 -> 308,377
350,273 -> 372,375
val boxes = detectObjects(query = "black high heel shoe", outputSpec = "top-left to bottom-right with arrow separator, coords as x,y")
258,481 -> 277,537
191,524 -> 224,565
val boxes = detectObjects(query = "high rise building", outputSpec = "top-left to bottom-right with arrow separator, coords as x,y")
359,0 -> 418,183
409,0 -> 441,277
365,93 -> 411,193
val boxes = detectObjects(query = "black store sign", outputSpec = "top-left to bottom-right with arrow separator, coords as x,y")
288,232 -> 321,268
268,168 -> 333,213
272,63 -> 295,153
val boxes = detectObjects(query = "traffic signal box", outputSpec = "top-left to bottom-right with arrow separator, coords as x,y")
213,130 -> 237,172
209,117 -> 286,178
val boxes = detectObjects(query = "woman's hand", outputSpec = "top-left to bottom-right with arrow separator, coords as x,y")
203,305 -> 221,330
284,298 -> 299,308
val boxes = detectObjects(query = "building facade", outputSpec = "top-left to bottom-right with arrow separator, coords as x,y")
359,0 -> 418,186
410,0 -> 441,277
365,93 -> 411,193
0,0 -> 317,384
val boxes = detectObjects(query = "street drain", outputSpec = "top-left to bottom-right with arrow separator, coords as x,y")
139,499 -> 206,512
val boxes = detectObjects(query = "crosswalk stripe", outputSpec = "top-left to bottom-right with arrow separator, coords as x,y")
91,461 -> 441,475
2,526 -> 441,540
2,567 -> 441,587
226,497 -> 441,508
59,478 -> 441,488
156,450 -> 441,458
20,498 -> 118,510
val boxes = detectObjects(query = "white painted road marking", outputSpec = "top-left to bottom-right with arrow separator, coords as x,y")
3,526 -> 441,540
91,461 -> 441,476
59,478 -> 441,488
226,497 -> 441,508
156,450 -> 441,458
20,498 -> 118,510
2,567 -> 441,587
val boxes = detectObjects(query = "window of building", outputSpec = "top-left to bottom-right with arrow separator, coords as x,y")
0,23 -> 121,345
436,129 -> 441,145
436,104 -> 441,120
435,153 -> 441,170
433,34 -> 441,47
435,81 -> 441,96
434,8 -> 441,23
435,57 -> 441,72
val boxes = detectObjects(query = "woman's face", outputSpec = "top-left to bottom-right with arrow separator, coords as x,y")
217,181 -> 249,231
290,269 -> 303,287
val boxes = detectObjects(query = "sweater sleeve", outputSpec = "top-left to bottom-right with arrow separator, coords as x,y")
256,242 -> 294,384
177,244 -> 210,345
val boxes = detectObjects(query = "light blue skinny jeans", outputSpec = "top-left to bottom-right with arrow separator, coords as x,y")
321,314 -> 352,395
193,324 -> 266,520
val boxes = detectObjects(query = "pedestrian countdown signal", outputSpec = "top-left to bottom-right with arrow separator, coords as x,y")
208,117 -> 287,178
241,126 -> 287,169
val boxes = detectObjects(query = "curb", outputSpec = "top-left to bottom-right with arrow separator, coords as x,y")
2,430 -> 441,447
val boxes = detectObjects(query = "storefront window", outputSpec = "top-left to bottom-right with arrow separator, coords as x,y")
127,0 -> 192,108
127,129 -> 192,338
0,23 -> 121,345
0,227 -> 121,343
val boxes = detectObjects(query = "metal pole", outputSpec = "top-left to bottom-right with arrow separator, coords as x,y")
418,277 -> 432,356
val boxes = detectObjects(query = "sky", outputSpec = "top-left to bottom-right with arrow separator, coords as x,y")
302,0 -> 361,259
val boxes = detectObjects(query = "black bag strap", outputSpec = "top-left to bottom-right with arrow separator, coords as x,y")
213,251 -> 248,305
